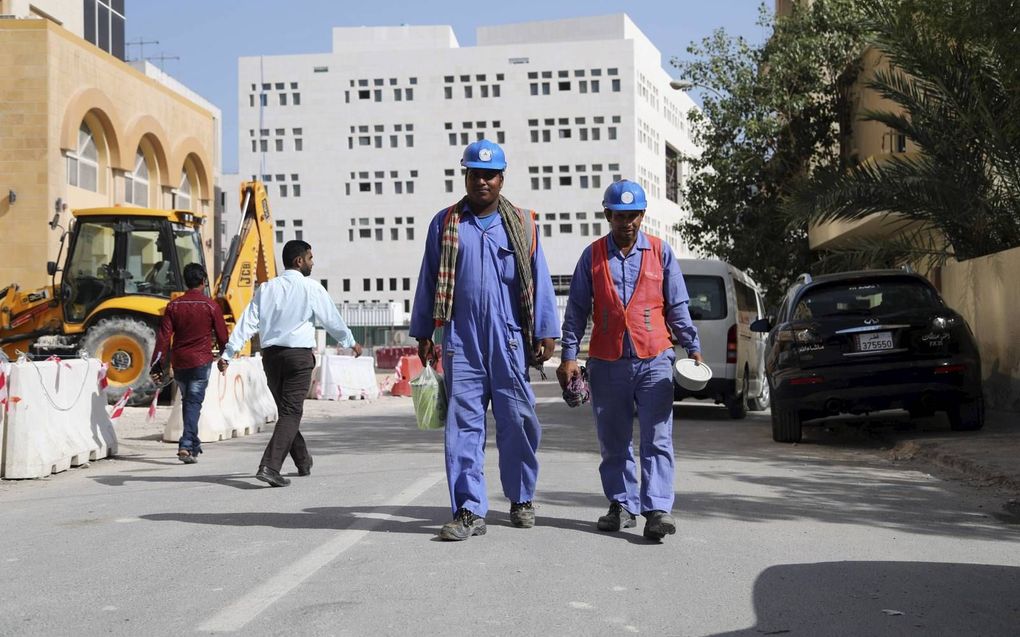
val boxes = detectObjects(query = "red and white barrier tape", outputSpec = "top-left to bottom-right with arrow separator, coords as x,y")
97,363 -> 109,392
146,390 -> 159,423
109,388 -> 133,420
0,363 -> 8,413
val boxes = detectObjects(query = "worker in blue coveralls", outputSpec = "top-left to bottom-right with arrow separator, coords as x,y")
411,139 -> 560,541
556,180 -> 702,542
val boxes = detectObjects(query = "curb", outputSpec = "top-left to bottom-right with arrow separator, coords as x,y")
889,440 -> 1020,494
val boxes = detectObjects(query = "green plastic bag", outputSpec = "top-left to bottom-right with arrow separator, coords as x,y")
411,364 -> 447,430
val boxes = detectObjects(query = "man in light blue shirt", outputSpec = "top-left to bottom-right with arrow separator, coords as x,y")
220,240 -> 362,487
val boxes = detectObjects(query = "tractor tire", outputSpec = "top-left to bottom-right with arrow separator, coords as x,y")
771,406 -> 803,443
81,317 -> 158,406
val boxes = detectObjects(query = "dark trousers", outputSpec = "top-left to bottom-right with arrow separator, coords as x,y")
260,346 -> 316,472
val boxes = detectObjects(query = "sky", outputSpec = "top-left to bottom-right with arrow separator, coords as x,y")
127,1 -> 771,174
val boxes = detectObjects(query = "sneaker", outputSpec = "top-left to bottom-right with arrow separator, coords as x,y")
297,457 -> 313,477
642,510 -> 677,541
597,502 -> 636,532
439,508 -> 486,541
510,501 -> 535,528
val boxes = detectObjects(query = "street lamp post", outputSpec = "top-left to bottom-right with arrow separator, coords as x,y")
669,79 -> 724,99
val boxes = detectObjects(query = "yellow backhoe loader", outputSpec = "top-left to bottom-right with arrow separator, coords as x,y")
0,181 -> 276,405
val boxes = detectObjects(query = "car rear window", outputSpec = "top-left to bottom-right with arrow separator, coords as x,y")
684,275 -> 727,320
793,278 -> 940,319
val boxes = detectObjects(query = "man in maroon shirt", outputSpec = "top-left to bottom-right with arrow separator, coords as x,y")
151,263 -> 229,464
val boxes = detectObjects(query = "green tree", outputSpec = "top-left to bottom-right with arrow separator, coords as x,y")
672,1 -> 869,307
785,0 -> 1020,270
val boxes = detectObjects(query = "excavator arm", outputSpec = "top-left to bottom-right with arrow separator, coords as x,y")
215,180 -> 277,327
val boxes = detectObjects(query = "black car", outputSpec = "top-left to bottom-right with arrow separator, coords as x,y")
751,270 -> 984,443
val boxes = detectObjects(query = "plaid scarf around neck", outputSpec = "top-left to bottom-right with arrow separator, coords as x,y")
433,194 -> 538,365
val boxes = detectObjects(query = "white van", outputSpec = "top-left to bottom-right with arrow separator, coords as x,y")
674,259 -> 770,418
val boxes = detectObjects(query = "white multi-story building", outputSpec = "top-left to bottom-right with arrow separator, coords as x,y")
233,14 -> 699,344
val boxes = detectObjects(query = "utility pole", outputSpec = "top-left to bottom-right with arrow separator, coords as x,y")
125,37 -> 158,62
146,53 -> 180,73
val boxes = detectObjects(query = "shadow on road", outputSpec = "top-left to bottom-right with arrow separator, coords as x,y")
709,561 -> 1020,636
247,397 -> 1017,541
138,504 -> 672,545
91,473 -> 264,490
140,505 -> 448,534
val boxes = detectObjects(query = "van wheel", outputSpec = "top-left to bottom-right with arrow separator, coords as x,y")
750,375 -> 771,411
727,375 -> 749,419
771,406 -> 802,443
948,396 -> 984,431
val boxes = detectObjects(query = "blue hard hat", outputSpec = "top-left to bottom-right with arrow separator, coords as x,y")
461,139 -> 507,170
602,179 -> 647,211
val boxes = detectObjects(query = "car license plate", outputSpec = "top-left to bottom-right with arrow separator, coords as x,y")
856,331 -> 894,352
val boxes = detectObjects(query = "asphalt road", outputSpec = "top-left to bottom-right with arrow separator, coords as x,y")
1,378 -> 1018,636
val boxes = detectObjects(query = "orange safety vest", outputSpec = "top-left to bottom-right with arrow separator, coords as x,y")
589,235 -> 673,361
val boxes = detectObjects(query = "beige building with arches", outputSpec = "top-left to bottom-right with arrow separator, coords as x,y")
0,2 -> 217,289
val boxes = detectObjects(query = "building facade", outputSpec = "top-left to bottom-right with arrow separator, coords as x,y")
233,14 -> 700,344
0,0 -> 219,289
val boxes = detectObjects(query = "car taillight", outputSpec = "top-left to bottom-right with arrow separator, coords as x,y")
934,363 -> 966,375
727,324 -> 737,363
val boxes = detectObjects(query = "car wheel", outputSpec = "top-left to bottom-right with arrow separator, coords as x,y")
771,406 -> 802,443
749,374 -> 771,411
727,374 -> 749,419
948,396 -> 985,431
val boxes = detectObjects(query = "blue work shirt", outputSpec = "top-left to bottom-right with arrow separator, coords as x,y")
410,203 -> 560,344
560,231 -> 700,361
223,269 -> 355,359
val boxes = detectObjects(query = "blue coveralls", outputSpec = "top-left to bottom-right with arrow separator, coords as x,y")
560,232 -> 700,515
410,204 -> 560,517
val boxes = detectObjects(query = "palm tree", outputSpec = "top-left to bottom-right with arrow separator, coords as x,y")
785,0 -> 1020,272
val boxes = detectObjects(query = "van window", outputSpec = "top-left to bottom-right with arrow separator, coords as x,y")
685,275 -> 727,320
734,280 -> 757,313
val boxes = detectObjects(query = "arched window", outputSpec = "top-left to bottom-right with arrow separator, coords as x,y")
176,171 -> 192,211
67,122 -> 99,191
124,148 -> 150,206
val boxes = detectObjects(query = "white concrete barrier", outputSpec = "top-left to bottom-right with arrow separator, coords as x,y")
1,358 -> 117,479
307,354 -> 322,399
163,356 -> 277,443
314,355 -> 379,400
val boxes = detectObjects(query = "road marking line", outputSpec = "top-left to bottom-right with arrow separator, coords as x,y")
198,472 -> 445,633
534,397 -> 565,405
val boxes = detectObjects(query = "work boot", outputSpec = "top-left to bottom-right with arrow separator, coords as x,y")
255,466 -> 291,488
597,501 -> 636,532
510,501 -> 536,528
642,510 -> 677,541
439,508 -> 486,541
